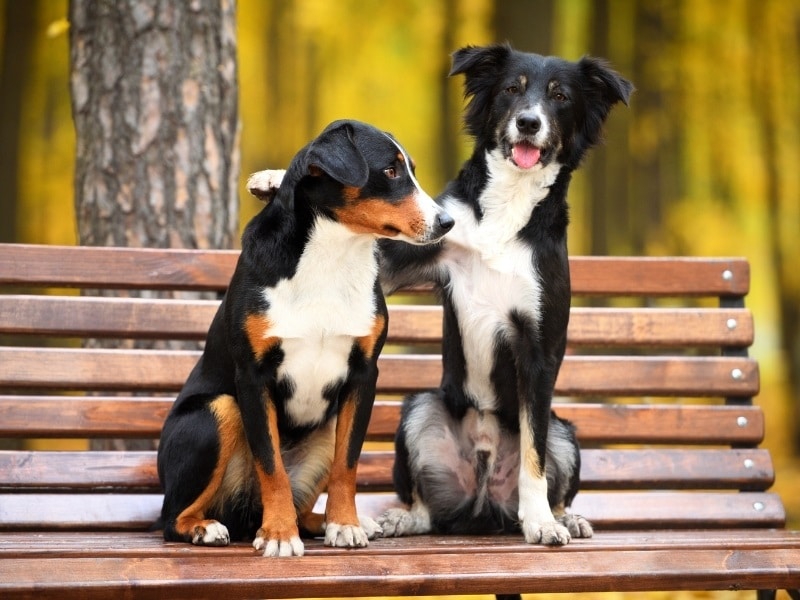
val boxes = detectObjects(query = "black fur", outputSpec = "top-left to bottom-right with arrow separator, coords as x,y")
378,45 -> 633,544
157,119 -> 452,556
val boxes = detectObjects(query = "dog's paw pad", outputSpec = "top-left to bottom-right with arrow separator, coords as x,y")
559,513 -> 593,538
324,523 -> 369,548
253,534 -> 304,557
522,520 -> 571,546
191,521 -> 230,546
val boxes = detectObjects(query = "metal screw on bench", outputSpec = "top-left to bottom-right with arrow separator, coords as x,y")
753,502 -> 765,511
737,416 -> 748,427
731,368 -> 744,380
726,318 -> 737,330
743,458 -> 754,469
722,269 -> 733,281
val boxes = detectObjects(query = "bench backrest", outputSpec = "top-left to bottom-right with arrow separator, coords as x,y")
0,243 -> 783,531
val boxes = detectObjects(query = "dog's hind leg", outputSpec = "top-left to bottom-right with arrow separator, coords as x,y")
160,394 -> 247,546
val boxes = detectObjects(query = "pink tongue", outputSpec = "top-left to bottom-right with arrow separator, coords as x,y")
512,143 -> 541,169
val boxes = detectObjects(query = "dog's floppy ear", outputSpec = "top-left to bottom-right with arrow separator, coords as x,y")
578,56 -> 635,108
304,121 -> 369,188
449,44 -> 512,138
449,43 -> 511,79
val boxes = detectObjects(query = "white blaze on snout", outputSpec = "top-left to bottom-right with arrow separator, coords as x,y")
382,133 -> 448,244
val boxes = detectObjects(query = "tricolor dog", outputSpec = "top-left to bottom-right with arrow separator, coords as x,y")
376,45 -> 633,545
157,120 -> 453,557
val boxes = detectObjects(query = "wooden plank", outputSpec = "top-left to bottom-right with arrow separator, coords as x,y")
0,244 -> 238,291
0,348 -> 759,396
0,296 -> 754,348
0,543 -> 797,599
3,529 -> 799,558
0,491 -> 786,532
0,244 -> 749,296
0,448 -> 773,492
569,256 -> 750,297
0,398 -> 766,445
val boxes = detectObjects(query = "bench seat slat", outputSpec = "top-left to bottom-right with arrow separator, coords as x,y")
0,398 -> 766,445
0,347 -> 759,396
0,448 -> 774,492
1,547 -> 797,599
3,529 -> 798,557
0,295 -> 754,347
0,244 -> 750,296
0,491 -> 785,532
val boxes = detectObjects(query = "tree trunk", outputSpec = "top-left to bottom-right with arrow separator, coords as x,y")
69,0 -> 240,250
69,0 -> 240,450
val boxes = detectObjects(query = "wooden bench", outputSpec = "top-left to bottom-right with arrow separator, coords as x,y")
0,242 -> 797,599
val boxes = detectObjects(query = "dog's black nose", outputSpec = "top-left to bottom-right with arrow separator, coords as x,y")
437,212 -> 455,232
516,114 -> 541,134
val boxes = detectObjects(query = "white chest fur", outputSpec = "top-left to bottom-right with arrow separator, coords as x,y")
262,219 -> 379,426
439,151 -> 561,410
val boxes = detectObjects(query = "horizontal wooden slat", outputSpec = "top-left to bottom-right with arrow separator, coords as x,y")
3,529 -> 799,558
0,244 -> 239,291
0,347 -> 759,397
0,398 -> 766,445
0,491 -> 785,532
0,529 -> 797,599
0,296 -> 754,348
0,244 -> 749,296
0,448 -> 772,492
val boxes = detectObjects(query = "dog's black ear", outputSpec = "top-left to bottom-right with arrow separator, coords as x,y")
450,44 -> 513,138
578,56 -> 635,107
449,43 -> 511,79
304,122 -> 369,188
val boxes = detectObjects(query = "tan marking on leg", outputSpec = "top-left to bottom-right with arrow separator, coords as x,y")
325,399 -> 360,527
255,400 -> 299,543
243,313 -> 280,361
358,313 -> 386,359
175,395 -> 244,540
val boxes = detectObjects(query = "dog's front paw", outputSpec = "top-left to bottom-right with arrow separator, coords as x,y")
521,519 -> 571,546
253,531 -> 305,557
359,515 -> 383,540
324,522 -> 370,548
191,520 -> 230,546
559,513 -> 593,538
376,508 -> 415,537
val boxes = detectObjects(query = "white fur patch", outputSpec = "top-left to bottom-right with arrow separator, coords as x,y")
438,150 -> 561,410
261,220 -> 379,426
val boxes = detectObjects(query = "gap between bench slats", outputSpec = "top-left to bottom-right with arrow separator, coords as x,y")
0,491 -> 785,531
0,448 -> 774,491
0,244 -> 750,296
0,347 -> 760,396
0,295 -> 755,347
0,399 -> 766,445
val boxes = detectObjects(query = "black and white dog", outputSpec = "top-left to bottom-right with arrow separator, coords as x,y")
376,44 -> 633,545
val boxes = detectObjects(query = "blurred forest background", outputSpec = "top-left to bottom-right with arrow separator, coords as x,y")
0,1 -> 798,596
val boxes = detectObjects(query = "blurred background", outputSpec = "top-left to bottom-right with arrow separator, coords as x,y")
0,1 -> 797,596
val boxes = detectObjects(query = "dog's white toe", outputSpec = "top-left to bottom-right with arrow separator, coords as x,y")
192,521 -> 230,546
324,523 -> 370,548
521,519 -> 571,546
359,515 -> 383,540
559,513 -> 593,538
253,534 -> 305,557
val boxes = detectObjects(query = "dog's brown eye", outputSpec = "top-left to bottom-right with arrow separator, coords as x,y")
506,85 -> 520,94
384,167 -> 399,179
554,92 -> 568,102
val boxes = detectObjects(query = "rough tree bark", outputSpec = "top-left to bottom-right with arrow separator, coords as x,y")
69,0 -> 240,449
70,0 -> 240,250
